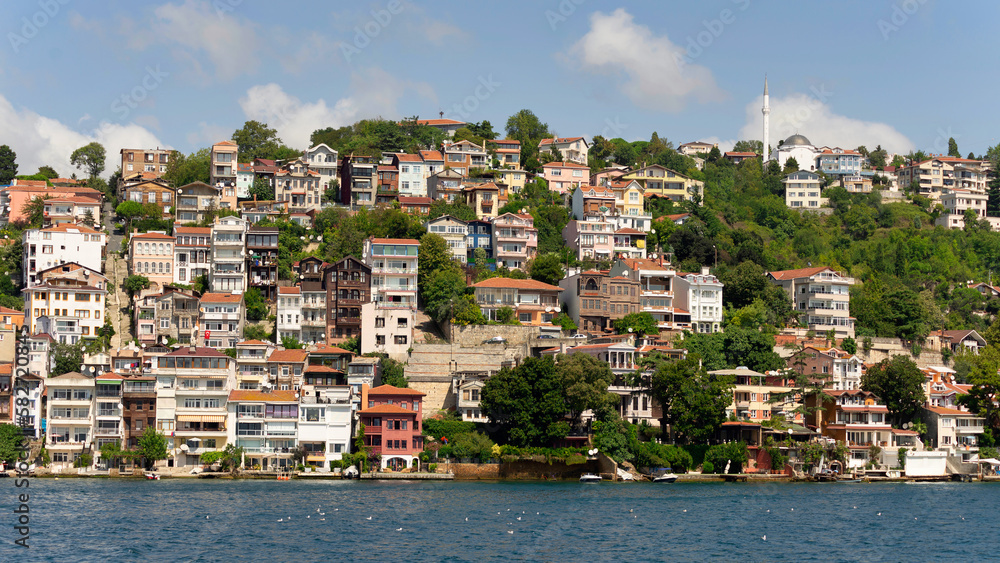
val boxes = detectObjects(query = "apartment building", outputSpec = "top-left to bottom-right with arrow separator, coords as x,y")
361,238 -> 419,361
26,263 -> 107,344
473,277 -> 563,328
247,226 -> 279,301
297,256 -> 329,346
93,373 -> 124,463
120,148 -> 170,180
276,286 -> 302,343
210,141 -> 239,209
426,168 -> 464,202
297,385 -> 353,465
767,266 -> 855,339
175,182 -> 222,224
375,164 -> 399,206
559,269 -> 640,333
783,170 -> 827,210
672,267 -> 723,334
43,197 -> 102,228
443,140 -> 488,176
539,161 -> 589,194
326,256 -> 372,343
239,199 -> 288,224
358,384 -> 425,470
209,216 -> 248,294
22,223 -> 106,286
466,219 -> 493,265
275,157 -> 322,213
267,348 -> 308,390
121,373 -> 157,449
494,168 -> 527,193
489,139 -> 521,168
235,339 -> 274,390
571,185 -> 617,220
134,286 -> 200,346
419,149 -> 445,181
491,213 -> 538,270
613,228 -> 647,259
129,231 -> 175,289
463,182 -> 501,220
46,371 -> 95,471
172,226 -> 211,285
227,389 -> 299,470
391,154 -> 426,198
538,137 -> 589,166
806,389 -> 892,467
712,367 -> 798,423
199,293 -> 245,349
609,257 -> 689,332
426,215 -> 469,264
786,346 -> 864,391
339,154 -> 376,206
896,157 -> 987,200
936,189 -> 996,230
816,148 -> 865,179
305,143 -> 339,193
620,165 -> 704,202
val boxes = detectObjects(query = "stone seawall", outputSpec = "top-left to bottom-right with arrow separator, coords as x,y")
447,460 -> 601,480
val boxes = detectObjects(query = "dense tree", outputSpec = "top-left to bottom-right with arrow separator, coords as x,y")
116,201 -> 146,232
423,268 -> 467,324
243,288 -> 268,322
137,427 -> 168,469
957,346 -> 1000,429
123,275 -> 151,297
37,165 -> 58,179
613,312 -> 659,336
163,149 -> 211,186
723,326 -> 784,373
678,332 -> 727,371
427,199 -> 478,222
554,352 -> 619,426
733,140 -> 763,155
948,137 -> 961,158
505,109 -> 551,172
528,253 -> 564,287
417,233 -> 459,304
70,142 -> 106,178
380,358 -> 407,388
232,120 -> 282,162
480,357 -> 569,447
0,145 -> 17,185
20,195 -> 50,228
0,424 -> 26,466
52,342 -> 84,376
248,176 -> 274,201
648,355 -> 734,444
861,355 -> 927,426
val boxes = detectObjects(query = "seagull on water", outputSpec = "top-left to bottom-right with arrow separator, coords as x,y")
366,516 -> 372,520
683,509 -> 687,513
517,517 -> 522,521
396,528 -> 403,532
629,509 -> 634,513
877,512 -> 882,517
508,530 -> 514,534
307,515 -> 311,519
465,517 -> 469,522
762,535 -> 767,541
206,516 -> 210,519
320,518 -> 325,521
277,519 -> 284,522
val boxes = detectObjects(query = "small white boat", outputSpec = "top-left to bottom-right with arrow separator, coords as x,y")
652,473 -> 678,483
144,472 -> 160,480
579,473 -> 602,482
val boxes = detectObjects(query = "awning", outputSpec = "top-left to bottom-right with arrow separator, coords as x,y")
176,415 -> 227,423
306,455 -> 326,462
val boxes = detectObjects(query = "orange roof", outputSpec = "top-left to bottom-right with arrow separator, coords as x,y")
419,150 -> 444,161
542,161 -> 589,169
394,154 -> 422,162
305,365 -> 340,373
614,228 -> 645,235
540,137 -> 586,145
237,339 -> 270,346
268,349 -> 308,363
725,152 -> 758,157
214,140 -> 238,146
278,286 -> 301,295
925,405 -> 977,416
40,223 -> 101,234
200,293 -> 243,303
0,306 -> 23,315
368,384 -> 426,397
398,196 -> 433,205
472,278 -> 563,291
370,238 -> 420,245
131,232 -> 175,240
228,389 -> 298,402
489,139 -> 521,145
174,226 -> 211,234
311,345 -> 354,355
767,266 -> 831,280
360,404 -> 420,415
410,119 -> 464,126
621,258 -> 672,272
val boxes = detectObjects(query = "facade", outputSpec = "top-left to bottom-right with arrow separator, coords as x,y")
771,134 -> 820,173
247,226 -> 279,301
236,162 -> 254,199
43,197 -> 102,228
609,258 -> 690,332
442,140 -> 488,176
896,157 -> 987,200
135,287 -> 200,346
783,170 -> 827,210
392,154 -> 426,198
339,154 -> 376,206
399,196 -> 433,214
426,168 -> 464,202
816,148 -> 865,179
129,231 -> 175,290
767,266 -> 855,339
923,405 -> 985,454
175,182 -> 221,224
209,216 -> 248,294
305,143 -> 339,193
494,168 -> 527,193
473,277 -> 563,327
235,339 -> 274,389
120,372 -> 157,449
359,384 -> 425,470
199,293 -> 245,349
93,374 -> 124,462
678,141 -> 717,156
324,256 -> 371,343
45,372 -> 95,471
210,141 -> 239,209
466,220 -> 493,265
120,148 -> 170,180
239,200 -> 288,224
267,348 -> 309,391
539,161 -> 589,194
712,367 -> 798,423
560,270 -> 641,333
276,287 -> 302,343
935,189 -> 994,230
489,139 -> 521,168
463,182 -> 501,220
621,165 -> 703,202
123,179 -> 174,214
806,389 -> 892,468
227,389 -> 299,470
786,346 -> 864,391
172,226 -> 211,285
538,137 -> 589,166
426,215 -> 468,264
26,263 -> 107,344
491,213 -> 538,270
297,257 -> 329,346
672,267 -> 723,334
275,158 -> 322,213
376,165 -> 399,206
23,224 -> 106,286
361,238 -> 419,361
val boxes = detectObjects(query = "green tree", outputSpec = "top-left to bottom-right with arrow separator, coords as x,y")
380,358 -> 408,388
123,275 -> 151,297
232,120 -> 282,162
37,165 -> 58,179
841,337 -> 857,354
948,137 -> 961,158
732,140 -> 763,154
418,232 -> 459,302
505,109 -> 551,172
957,346 -> 1000,429
723,326 -> 784,373
52,342 -> 84,376
116,200 -> 145,232
70,142 -> 106,178
0,145 -> 17,185
0,423 -> 27,465
555,352 -> 619,426
163,149 -> 211,186
281,336 -> 305,349
20,195 -> 50,228
783,156 -> 799,173
423,268 -> 467,325
613,312 -> 658,336
648,355 -> 734,444
861,355 -> 927,426
452,295 -> 486,325
480,356 -> 569,447
704,442 -> 749,474
528,253 -> 565,287
244,324 -> 269,341
137,426 -> 168,469
243,287 -> 267,322
248,176 -> 274,200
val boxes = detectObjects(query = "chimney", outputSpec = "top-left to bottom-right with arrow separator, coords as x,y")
189,345 -> 196,354
701,266 -> 710,276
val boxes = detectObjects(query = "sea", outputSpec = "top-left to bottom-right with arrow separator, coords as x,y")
4,478 -> 998,562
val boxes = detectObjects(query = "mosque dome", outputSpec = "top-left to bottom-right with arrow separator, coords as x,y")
783,134 -> 812,146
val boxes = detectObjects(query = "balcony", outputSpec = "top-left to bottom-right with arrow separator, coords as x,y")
95,427 -> 121,437
372,266 -> 417,275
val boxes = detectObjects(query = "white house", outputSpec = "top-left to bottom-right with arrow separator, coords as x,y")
672,267 -> 724,334
46,371 -> 95,471
22,224 -> 106,286
276,286 -> 302,343
305,144 -> 339,193
298,385 -> 354,465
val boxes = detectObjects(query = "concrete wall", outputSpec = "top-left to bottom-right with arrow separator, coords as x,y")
498,459 -> 600,480
409,380 -> 454,413
905,450 -> 948,477
445,323 -> 549,348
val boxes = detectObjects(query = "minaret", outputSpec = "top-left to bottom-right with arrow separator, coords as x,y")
762,76 -> 770,162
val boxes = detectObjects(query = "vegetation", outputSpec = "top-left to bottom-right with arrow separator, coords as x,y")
646,355 -> 734,444
704,442 -> 749,474
380,357 -> 407,388
70,142 -> 106,179
243,287 -> 268,322
0,145 -> 17,185
137,427 -> 168,469
860,355 -> 927,426
0,423 -> 27,466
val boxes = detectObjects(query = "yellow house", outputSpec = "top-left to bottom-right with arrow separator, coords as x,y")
609,180 -> 646,218
494,169 -> 527,194
622,165 -> 703,202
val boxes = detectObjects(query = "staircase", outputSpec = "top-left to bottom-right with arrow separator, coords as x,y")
404,342 -> 525,412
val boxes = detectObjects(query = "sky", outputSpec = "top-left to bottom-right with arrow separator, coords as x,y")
0,0 -> 994,178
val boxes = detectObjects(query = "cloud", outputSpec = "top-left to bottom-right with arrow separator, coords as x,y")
0,95 -> 167,179
186,121 -> 233,148
238,68 -> 436,148
567,8 -> 726,112
739,93 -> 915,154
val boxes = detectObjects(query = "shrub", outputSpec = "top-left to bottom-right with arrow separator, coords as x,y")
428,463 -> 438,473
73,453 -> 93,468
423,416 -> 476,441
704,442 -> 749,474
702,461 -> 715,474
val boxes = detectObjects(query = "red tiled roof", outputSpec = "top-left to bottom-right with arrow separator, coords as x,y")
305,365 -> 340,373
926,405 -> 977,416
278,286 -> 301,295
200,293 -> 243,303
214,140 -> 237,146
767,266 -> 832,280
370,238 -> 420,245
473,278 -> 563,291
359,404 -> 420,415
398,196 -> 433,205
174,226 -> 212,234
410,119 -> 464,126
394,154 -> 422,162
311,345 -> 354,355
542,161 -> 589,169
368,384 -> 426,397
268,349 -> 308,363
419,150 -> 444,161
40,223 -> 101,234
614,228 -> 645,235
131,232 -> 175,240
237,340 -> 270,346
228,389 -> 298,402
725,152 -> 758,157
540,137 -> 586,145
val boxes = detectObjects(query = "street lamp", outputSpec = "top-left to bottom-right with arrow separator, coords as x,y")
713,245 -> 717,269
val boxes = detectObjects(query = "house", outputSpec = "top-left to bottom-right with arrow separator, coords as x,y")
236,162 -> 254,199
563,217 -> 615,261
226,389 -> 299,470
493,168 -> 527,193
398,196 -> 433,214
783,170 -> 827,210
767,266 -> 855,339
806,389 -> 892,468
120,148 -> 170,182
488,139 -> 521,169
454,372 -> 488,422
613,228 -> 647,259
22,223 -> 106,286
43,197 -> 102,228
0,306 -> 25,330
339,154 -> 377,206
923,405 -> 985,456
931,329 -> 986,355
297,256 -> 330,346
539,161 -> 589,194
15,370 -> 44,438
45,371 -> 95,471
568,341 -> 653,424
92,373 -> 124,465
26,263 -> 107,345
472,277 -> 563,328
26,333 -> 54,380
322,256 -> 371,344
392,154 -> 426,198
134,286 -> 200,346
608,180 -> 649,223
376,164 -> 399,206
275,157 -> 322,213
408,118 -> 465,138
209,215 -> 248,294
896,156 -> 987,201
116,372 -> 156,450
1,182 -> 103,226
347,356 -> 380,409
672,267 -> 724,334
199,293 -> 245,349
466,219 -> 493,266
239,199 -> 289,224
305,143 -> 339,193
426,215 -> 469,264
491,213 -> 538,270
267,348 -> 309,391
609,257 -> 689,332
129,231 -> 176,290
419,150 -> 445,182
172,226 -> 211,285
123,179 -> 174,214
298,384 -> 353,466
724,151 -> 758,165
426,168 -> 464,203
463,182 -> 500,220
678,141 -> 717,156
935,189 -> 997,230
712,367 -> 798,423
276,286 -> 302,343
154,346 -> 236,468
816,148 -> 865,179
443,140 -> 489,176
570,185 -> 617,220
175,182 -> 222,224
361,238 -> 418,361
538,137 -> 589,166
235,339 -> 275,389
785,346 -> 864,391
970,282 -> 1000,299
359,384 -> 426,470
210,141 -> 239,209
246,226 -> 279,301
621,165 -> 703,202
841,175 -> 873,194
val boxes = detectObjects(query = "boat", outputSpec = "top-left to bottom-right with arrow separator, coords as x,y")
144,472 -> 160,480
652,473 -> 678,483
579,474 -> 602,482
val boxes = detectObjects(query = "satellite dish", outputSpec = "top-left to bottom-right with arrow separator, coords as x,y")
118,403 -> 123,410
294,393 -> 300,399
180,444 -> 189,452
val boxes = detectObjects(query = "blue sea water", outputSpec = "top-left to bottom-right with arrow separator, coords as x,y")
4,478 -> 999,562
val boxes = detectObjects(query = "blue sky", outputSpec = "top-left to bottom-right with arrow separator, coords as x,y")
0,0 -> 992,176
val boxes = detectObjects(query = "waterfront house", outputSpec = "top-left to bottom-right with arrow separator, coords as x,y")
805,389 -> 892,468
359,384 -> 425,471
298,384 -> 353,467
46,371 -> 95,471
227,389 -> 298,470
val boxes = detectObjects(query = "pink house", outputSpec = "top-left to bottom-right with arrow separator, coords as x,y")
539,161 -> 590,194
359,384 -> 426,470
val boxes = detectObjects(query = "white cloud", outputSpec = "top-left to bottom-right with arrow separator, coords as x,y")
186,121 -> 233,148
0,95 -> 167,179
238,68 -> 436,149
739,93 -> 915,154
568,8 -> 726,112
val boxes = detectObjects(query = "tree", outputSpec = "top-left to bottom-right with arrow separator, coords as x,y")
528,253 -> 565,287
732,140 -> 763,155
248,176 -> 274,201
0,145 -> 17,185
243,288 -> 268,322
948,137 -> 961,158
0,423 -> 27,466
841,337 -> 857,355
37,165 -> 58,179
123,275 -> 151,297
723,326 -> 784,373
479,357 -> 569,447
20,195 -> 50,228
957,346 -> 1000,429
783,156 -> 799,173
380,358 -> 407,388
116,200 -> 145,232
281,336 -> 305,349
82,209 -> 96,227
232,120 -> 282,162
648,355 -> 734,444
861,356 -> 927,426
554,352 -> 619,426
70,142 -> 106,178
136,426 -> 167,469
613,312 -> 658,336
418,232 -> 459,302
244,324 -> 269,341
163,149 -> 211,186
52,342 -> 84,376
423,268 -> 467,325
505,109 -> 551,172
